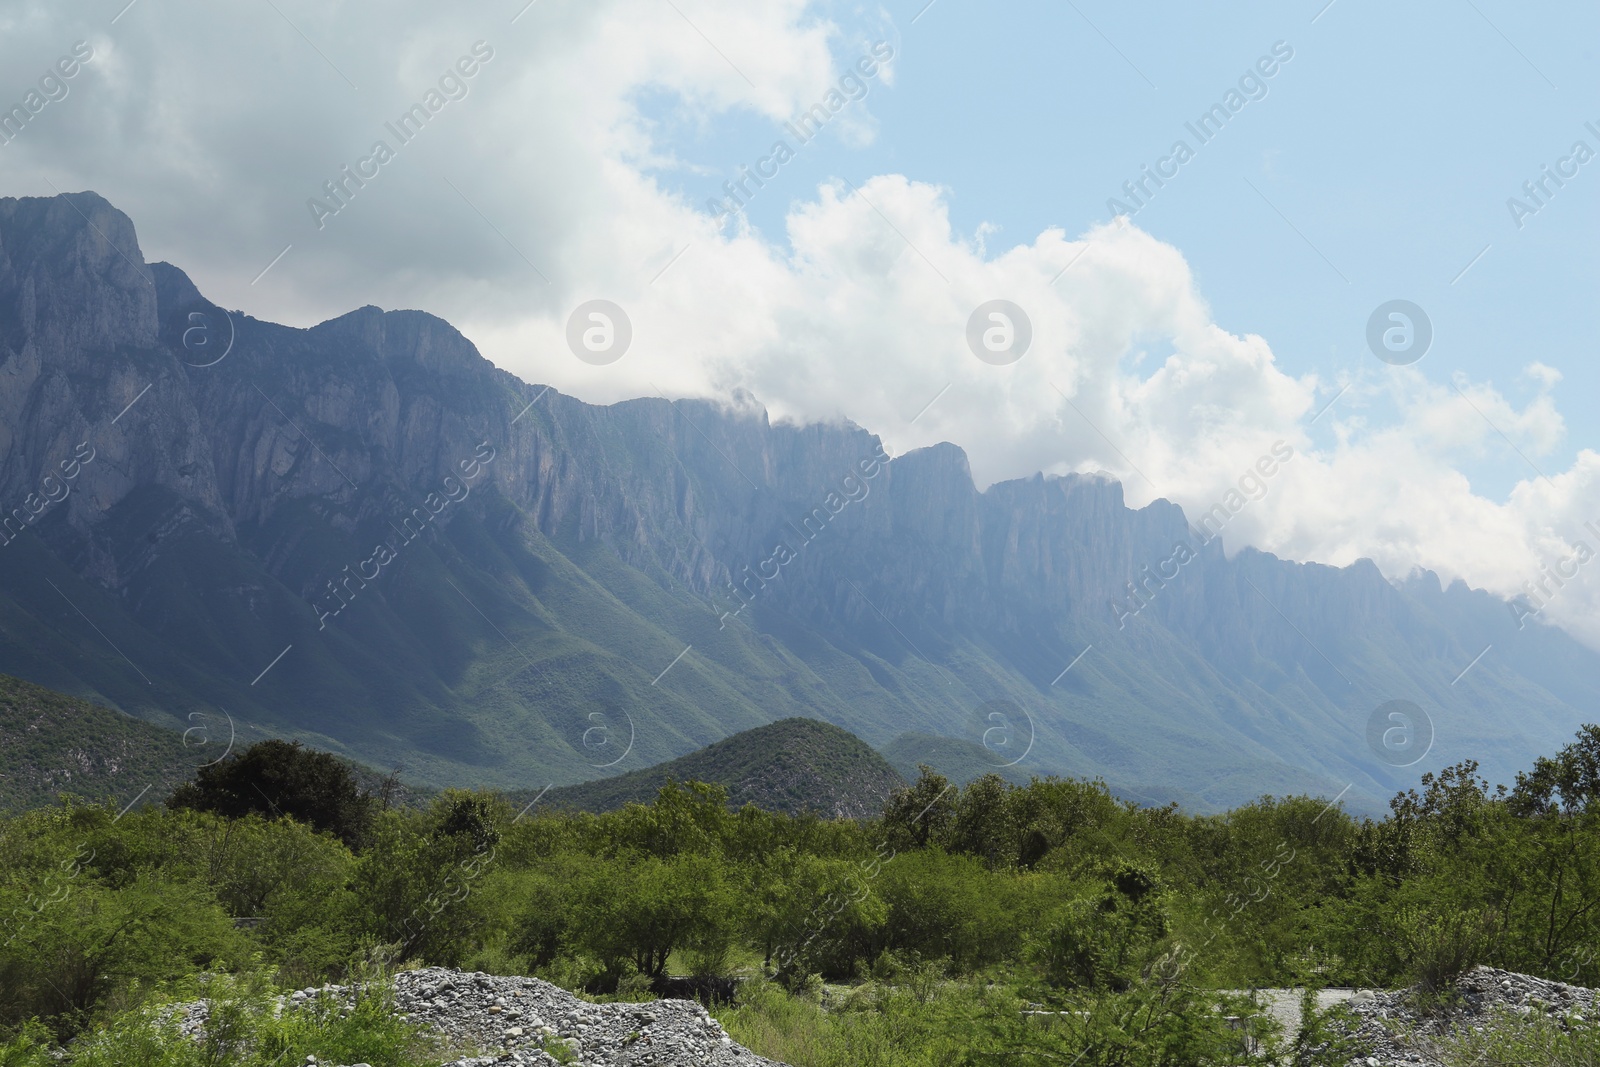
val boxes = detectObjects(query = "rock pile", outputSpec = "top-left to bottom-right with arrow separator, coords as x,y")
1316,966 -> 1598,1066
173,967 -> 789,1067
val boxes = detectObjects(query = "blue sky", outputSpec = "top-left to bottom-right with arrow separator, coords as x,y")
658,0 -> 1598,500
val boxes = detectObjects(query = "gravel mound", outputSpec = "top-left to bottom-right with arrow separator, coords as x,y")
1319,966 -> 1598,1066
173,967 -> 789,1067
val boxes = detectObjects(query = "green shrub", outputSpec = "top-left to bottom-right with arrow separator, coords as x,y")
873,851 -> 1018,974
66,970 -> 434,1067
1395,905 -> 1498,996
1429,1005 -> 1600,1067
0,874 -> 245,1038
1291,993 -> 1373,1067
1030,870 -> 1170,992
0,1020 -> 53,1067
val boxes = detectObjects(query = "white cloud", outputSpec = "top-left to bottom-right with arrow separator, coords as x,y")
4,0 -> 1599,646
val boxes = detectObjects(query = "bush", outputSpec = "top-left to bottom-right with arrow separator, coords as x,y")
1031,869 -> 1170,992
350,806 -> 503,967
1428,1005 -> 1600,1067
1396,905 -> 1498,997
0,874 -> 245,1038
0,1021 -> 53,1067
168,741 -> 373,848
873,851 -> 1018,974
1292,992 -> 1373,1067
64,969 -> 434,1067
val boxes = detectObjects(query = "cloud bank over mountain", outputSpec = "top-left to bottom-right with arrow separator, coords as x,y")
1,0 -> 1593,645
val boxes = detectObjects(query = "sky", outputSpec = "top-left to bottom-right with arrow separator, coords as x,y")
1,0 -> 1598,645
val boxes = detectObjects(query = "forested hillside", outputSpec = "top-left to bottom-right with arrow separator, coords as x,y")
0,673 -> 201,813
536,717 -> 905,818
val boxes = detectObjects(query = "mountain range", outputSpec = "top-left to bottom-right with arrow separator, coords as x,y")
0,190 -> 1593,813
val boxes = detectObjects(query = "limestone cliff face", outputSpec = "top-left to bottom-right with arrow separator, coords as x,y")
0,195 -> 228,591
0,191 -> 1594,811
0,194 -> 1272,641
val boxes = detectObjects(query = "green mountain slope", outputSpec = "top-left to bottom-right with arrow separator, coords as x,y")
0,672 -> 202,812
537,718 -> 907,818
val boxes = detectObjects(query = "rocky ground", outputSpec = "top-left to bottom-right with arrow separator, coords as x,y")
172,967 -> 787,1067
163,964 -> 1598,1066
1304,966 -> 1599,1066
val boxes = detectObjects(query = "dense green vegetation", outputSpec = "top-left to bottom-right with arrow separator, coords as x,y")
536,717 -> 906,818
0,673 -> 199,814
1,725 -> 1598,1065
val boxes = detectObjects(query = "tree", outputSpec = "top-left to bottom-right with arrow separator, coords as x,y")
0,874 -> 242,1038
1510,723 -> 1600,816
944,773 -> 1015,867
574,853 -> 737,981
1505,725 -> 1600,977
167,740 -> 373,847
350,793 -> 515,967
746,851 -> 887,980
881,766 -> 954,851
603,781 -> 733,858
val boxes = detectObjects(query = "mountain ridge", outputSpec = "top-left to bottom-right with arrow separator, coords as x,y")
0,190 -> 1592,812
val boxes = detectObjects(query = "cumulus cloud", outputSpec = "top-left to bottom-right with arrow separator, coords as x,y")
3,0 -> 1598,645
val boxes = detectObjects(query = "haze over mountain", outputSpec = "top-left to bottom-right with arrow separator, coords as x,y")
0,191 -> 1592,812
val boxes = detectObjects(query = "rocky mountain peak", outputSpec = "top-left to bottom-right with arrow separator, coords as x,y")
309,304 -> 489,376
0,191 -> 157,359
